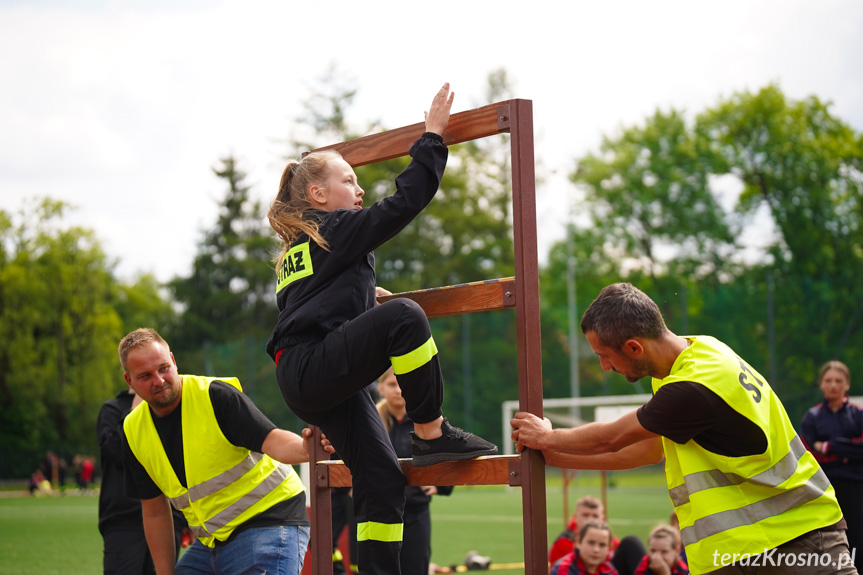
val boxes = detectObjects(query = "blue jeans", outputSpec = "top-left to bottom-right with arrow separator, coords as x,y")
176,525 -> 310,575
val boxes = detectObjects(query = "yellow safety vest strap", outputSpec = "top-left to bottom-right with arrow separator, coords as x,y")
390,337 -> 437,375
198,463 -> 294,536
670,436 -> 807,507
169,452 -> 263,510
680,465 -> 832,546
356,521 -> 404,543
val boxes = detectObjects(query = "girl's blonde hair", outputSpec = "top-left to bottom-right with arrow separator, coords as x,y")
376,398 -> 393,434
267,150 -> 343,261
376,367 -> 397,433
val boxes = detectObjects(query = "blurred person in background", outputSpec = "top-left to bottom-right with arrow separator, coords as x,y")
802,360 -> 863,572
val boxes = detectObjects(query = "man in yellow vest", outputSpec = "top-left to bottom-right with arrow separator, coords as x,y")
511,283 -> 857,575
119,328 -> 330,574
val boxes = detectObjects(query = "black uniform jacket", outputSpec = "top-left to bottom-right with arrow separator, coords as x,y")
267,133 -> 447,358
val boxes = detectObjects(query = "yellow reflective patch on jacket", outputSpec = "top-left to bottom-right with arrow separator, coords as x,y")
277,242 -> 313,292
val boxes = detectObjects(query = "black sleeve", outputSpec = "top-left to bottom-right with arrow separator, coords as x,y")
825,438 -> 863,460
121,425 -> 163,500
637,381 -> 768,457
209,380 -> 277,452
97,395 -> 129,466
636,382 -> 718,444
323,133 -> 448,262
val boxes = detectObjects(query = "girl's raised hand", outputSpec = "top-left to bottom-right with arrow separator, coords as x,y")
424,83 -> 454,136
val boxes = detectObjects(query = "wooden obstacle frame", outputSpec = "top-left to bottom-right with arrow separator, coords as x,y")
306,99 -> 547,574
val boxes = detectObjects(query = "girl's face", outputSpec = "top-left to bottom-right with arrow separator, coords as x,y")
316,158 -> 364,212
821,368 -> 850,403
378,371 -> 405,411
577,527 -> 610,573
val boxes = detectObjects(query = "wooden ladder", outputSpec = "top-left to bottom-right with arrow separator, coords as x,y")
306,99 -> 547,574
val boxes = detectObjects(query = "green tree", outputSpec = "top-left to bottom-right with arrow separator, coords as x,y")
541,84 -> 863,422
696,84 -> 863,413
170,155 -> 276,349
112,273 -> 177,334
0,199 -> 123,475
571,107 -> 735,281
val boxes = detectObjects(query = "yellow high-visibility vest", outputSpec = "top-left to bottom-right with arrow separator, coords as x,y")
124,375 -> 305,547
655,336 -> 842,574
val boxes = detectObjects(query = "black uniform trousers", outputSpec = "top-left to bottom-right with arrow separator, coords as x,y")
401,503 -> 432,575
276,298 -> 444,575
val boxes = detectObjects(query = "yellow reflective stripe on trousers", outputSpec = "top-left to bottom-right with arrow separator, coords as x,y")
390,337 -> 437,375
669,435 -> 807,507
356,521 -> 404,543
195,463 -> 293,536
170,452 -> 263,510
679,465 -> 833,547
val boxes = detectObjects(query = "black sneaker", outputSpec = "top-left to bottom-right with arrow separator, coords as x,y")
410,418 -> 498,467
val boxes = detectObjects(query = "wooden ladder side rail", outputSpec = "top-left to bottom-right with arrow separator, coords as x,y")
316,455 -> 523,489
306,98 -> 547,574
508,99 -> 548,575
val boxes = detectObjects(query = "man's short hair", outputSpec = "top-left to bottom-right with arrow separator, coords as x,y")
576,495 -> 602,511
580,282 -> 667,349
118,328 -> 167,372
649,523 -> 681,550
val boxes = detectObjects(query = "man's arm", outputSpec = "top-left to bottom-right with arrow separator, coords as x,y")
141,494 -> 176,575
261,427 -> 334,465
543,437 -> 664,470
511,409 -> 661,462
260,428 -> 307,465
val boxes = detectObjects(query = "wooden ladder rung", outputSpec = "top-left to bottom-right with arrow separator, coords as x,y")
376,277 -> 516,318
308,101 -> 512,167
315,455 -> 523,489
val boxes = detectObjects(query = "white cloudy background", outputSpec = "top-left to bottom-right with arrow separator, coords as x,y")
2,0 -> 861,282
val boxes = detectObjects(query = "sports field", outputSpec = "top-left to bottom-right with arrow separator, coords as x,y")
0,467 -> 669,574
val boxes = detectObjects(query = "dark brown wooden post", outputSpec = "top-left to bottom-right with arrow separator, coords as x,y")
507,99 -> 548,574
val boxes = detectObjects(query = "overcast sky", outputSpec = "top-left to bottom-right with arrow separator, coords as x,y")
2,0 -> 862,283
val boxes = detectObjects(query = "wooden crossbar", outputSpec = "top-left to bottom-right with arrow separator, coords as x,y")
315,455 -> 522,489
309,102 -> 511,166
376,277 -> 516,318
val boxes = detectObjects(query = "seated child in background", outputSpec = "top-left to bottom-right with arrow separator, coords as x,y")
550,495 -> 620,564
634,524 -> 690,575
550,520 -> 618,575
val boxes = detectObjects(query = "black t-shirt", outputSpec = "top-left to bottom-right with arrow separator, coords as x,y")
122,379 -> 308,540
636,381 -> 768,457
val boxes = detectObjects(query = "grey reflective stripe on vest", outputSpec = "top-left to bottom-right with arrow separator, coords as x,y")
196,462 -> 294,537
680,465 -> 831,546
669,435 -> 807,508
169,452 -> 263,511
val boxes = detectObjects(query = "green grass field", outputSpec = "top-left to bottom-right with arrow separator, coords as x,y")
0,467 -> 670,574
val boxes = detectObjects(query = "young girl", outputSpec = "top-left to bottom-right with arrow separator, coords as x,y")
266,84 -> 496,574
550,520 -> 618,575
